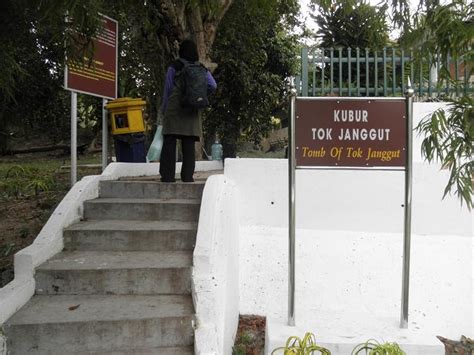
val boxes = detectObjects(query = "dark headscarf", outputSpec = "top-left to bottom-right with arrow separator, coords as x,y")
178,39 -> 199,62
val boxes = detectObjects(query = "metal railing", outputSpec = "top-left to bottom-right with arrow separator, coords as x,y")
297,47 -> 472,98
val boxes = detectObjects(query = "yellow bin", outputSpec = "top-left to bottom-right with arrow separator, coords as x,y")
106,97 -> 146,135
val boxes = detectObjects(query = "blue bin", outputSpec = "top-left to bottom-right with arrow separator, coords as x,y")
114,133 -> 146,162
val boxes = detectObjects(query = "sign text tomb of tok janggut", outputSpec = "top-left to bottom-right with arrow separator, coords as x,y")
295,99 -> 407,168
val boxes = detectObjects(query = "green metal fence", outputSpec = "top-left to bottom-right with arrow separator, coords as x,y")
297,47 -> 472,98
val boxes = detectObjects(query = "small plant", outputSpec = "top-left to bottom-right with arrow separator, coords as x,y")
1,243 -> 15,257
25,176 -> 53,196
232,344 -> 247,355
272,332 -> 331,354
1,165 -> 54,198
352,339 -> 406,355
19,227 -> 29,239
232,331 -> 255,355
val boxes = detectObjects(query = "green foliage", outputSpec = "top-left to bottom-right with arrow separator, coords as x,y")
0,0 -> 234,152
232,330 -> 259,354
205,0 -> 300,158
0,165 -> 54,198
231,344 -> 247,355
310,0 -> 390,50
399,0 -> 473,208
352,339 -> 406,355
399,0 -> 473,93
272,332 -> 332,354
416,96 -> 473,209
19,227 -> 30,239
0,243 -> 16,257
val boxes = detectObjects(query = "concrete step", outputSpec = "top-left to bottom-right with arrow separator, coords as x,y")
100,180 -> 205,200
64,220 -> 197,252
83,198 -> 201,222
4,294 -> 194,354
35,251 -> 192,295
81,347 -> 194,355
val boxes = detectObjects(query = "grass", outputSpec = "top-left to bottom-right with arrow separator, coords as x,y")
0,152 -> 103,287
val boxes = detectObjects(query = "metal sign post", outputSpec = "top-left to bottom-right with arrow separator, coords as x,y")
400,79 -> 415,328
102,98 -> 108,171
288,79 -> 414,329
71,91 -> 78,186
288,84 -> 297,327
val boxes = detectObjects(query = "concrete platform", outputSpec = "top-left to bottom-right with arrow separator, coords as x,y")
80,347 -> 194,355
99,180 -> 205,199
83,198 -> 201,221
5,295 -> 194,353
237,227 -> 473,355
35,251 -> 192,295
64,220 -> 197,252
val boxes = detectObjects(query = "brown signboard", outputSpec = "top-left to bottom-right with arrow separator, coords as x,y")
65,14 -> 117,99
295,98 -> 406,168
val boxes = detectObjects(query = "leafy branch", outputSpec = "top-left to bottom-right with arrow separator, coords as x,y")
416,96 -> 473,209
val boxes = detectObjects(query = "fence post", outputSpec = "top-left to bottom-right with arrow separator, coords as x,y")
455,58 -> 460,97
302,47 -> 309,97
339,47 -> 343,95
464,56 -> 469,96
374,50 -> 378,96
419,56 -> 423,97
365,48 -> 369,96
357,47 -> 361,96
321,49 -> 325,96
383,48 -> 387,96
348,48 -> 352,96
428,56 -> 433,98
330,48 -> 334,94
392,47 -> 396,95
401,49 -> 405,95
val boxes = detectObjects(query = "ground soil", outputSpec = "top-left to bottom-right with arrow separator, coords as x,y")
233,315 -> 266,355
0,151 -> 102,287
0,192 -> 64,286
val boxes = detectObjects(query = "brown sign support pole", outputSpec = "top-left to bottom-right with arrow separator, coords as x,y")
400,79 -> 415,328
288,82 -> 297,327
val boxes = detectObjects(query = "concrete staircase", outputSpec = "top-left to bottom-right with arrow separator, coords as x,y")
4,179 -> 205,354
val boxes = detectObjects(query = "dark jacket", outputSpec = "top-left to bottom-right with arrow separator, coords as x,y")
161,60 -> 217,139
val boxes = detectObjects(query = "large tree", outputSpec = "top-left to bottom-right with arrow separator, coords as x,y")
0,0 -> 234,153
204,0 -> 300,158
310,0 -> 389,49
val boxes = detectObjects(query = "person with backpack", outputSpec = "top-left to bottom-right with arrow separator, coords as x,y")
159,39 -> 217,182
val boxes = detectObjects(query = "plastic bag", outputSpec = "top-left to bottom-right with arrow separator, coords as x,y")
146,125 -> 163,162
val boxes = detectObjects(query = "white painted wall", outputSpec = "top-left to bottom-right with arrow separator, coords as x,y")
225,159 -> 471,236
192,102 -> 472,355
193,175 -> 240,355
0,161 -> 223,340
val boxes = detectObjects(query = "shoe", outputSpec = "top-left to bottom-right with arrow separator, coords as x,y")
160,178 -> 176,183
181,178 -> 194,183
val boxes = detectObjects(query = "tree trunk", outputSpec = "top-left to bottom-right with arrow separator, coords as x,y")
160,0 -> 233,160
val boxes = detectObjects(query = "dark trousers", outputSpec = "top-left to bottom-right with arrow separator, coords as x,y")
159,135 -> 196,182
